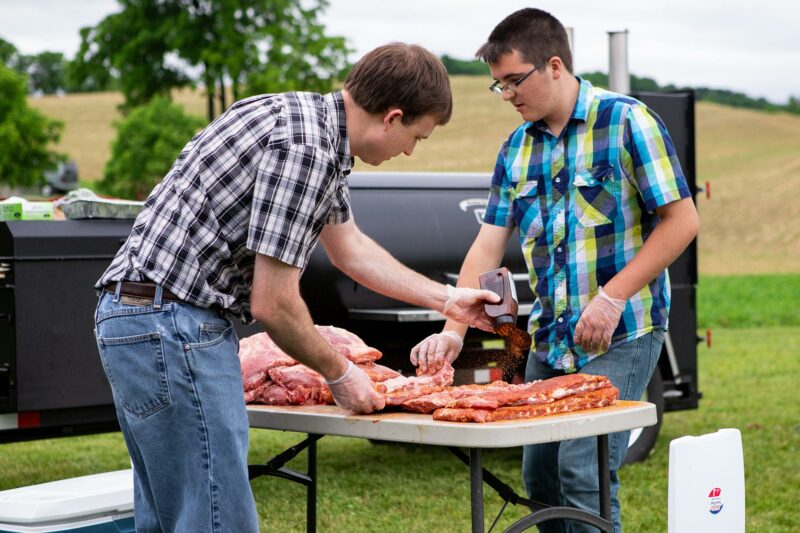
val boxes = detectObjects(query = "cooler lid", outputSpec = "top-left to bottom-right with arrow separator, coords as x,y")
0,470 -> 132,525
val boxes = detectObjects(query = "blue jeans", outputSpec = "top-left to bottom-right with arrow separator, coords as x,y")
94,287 -> 259,533
522,330 -> 664,533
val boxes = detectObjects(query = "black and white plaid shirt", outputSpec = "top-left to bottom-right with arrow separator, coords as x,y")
97,91 -> 354,322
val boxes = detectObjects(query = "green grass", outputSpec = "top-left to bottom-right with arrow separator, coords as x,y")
1,275 -> 799,531
698,274 -> 800,328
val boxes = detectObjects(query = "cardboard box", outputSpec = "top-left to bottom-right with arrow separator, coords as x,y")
21,202 -> 53,221
0,203 -> 23,221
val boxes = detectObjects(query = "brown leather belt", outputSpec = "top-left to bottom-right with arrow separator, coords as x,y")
104,281 -> 182,302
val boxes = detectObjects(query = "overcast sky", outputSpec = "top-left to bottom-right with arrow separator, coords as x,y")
1,0 -> 798,103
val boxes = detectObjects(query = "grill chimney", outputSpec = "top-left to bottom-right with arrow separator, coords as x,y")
608,30 -> 630,94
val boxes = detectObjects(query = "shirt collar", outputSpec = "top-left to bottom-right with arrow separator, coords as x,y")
323,90 -> 353,175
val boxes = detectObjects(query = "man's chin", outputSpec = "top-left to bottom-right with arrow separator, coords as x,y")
358,157 -> 385,167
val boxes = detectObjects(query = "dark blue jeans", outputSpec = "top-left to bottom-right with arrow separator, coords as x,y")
522,330 -> 664,533
94,286 -> 259,532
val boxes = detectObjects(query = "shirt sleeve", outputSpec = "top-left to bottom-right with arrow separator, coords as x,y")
623,104 -> 692,211
247,143 -> 338,268
482,141 -> 516,228
326,171 -> 351,224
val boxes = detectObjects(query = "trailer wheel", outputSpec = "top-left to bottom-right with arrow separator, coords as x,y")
623,370 -> 664,465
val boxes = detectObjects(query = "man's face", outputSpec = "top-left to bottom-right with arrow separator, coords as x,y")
357,112 -> 438,166
489,50 -> 553,123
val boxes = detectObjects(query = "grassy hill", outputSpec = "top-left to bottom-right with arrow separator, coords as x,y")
28,76 -> 800,275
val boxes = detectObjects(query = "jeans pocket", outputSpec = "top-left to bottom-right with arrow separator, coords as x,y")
190,321 -> 234,349
97,331 -> 171,418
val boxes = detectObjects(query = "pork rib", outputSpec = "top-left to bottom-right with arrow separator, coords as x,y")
432,386 -> 619,423
377,362 -> 455,406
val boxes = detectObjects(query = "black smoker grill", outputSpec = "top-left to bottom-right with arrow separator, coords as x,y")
0,91 -> 700,460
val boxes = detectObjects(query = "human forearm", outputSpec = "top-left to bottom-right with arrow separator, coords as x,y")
255,293 -> 348,381
328,228 -> 449,311
604,198 -> 699,300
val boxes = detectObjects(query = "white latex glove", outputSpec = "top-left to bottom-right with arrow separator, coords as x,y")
324,360 -> 385,414
442,284 -> 501,332
574,287 -> 626,355
410,331 -> 464,375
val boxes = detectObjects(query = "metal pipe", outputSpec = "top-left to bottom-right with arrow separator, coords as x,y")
608,30 -> 630,94
565,26 -> 575,71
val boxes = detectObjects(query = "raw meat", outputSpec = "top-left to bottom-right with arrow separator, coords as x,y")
315,325 -> 382,363
356,363 -> 401,383
239,326 -> 383,404
268,365 -> 334,405
377,362 -> 455,406
400,382 -> 514,414
432,386 -> 619,423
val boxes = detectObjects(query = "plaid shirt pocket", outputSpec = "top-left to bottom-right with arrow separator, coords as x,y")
574,165 -> 617,227
512,181 -> 545,239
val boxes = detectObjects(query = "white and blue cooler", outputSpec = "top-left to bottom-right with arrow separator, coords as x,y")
0,470 -> 133,533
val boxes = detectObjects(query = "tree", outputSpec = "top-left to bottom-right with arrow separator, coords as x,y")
0,63 -> 63,188
101,97 -> 206,199
72,0 -> 350,120
28,52 -> 67,94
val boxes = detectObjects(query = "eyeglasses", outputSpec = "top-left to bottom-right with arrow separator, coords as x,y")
489,61 -> 547,95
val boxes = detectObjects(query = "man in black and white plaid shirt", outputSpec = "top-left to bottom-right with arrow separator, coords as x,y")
93,43 -> 499,532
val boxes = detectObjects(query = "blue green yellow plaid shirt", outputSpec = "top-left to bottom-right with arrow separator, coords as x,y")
483,78 -> 691,372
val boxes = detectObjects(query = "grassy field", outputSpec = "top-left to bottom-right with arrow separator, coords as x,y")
27,76 -> 800,275
1,274 -> 798,531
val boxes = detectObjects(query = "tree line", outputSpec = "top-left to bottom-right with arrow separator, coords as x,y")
442,57 -> 800,116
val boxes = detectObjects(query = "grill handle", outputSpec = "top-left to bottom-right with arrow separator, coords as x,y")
348,303 -> 532,322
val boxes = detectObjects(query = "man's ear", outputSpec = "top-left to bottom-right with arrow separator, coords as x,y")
549,56 -> 565,80
383,108 -> 404,129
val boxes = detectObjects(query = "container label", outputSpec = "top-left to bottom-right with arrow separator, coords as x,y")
708,487 -> 724,515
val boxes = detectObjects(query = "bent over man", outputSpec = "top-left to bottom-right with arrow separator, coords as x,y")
94,43 -> 498,532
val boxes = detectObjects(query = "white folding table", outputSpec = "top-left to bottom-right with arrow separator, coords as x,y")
247,400 -> 656,532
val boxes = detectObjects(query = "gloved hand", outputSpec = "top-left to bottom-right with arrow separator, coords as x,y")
574,287 -> 626,355
410,331 -> 464,375
442,285 -> 501,332
324,360 -> 386,414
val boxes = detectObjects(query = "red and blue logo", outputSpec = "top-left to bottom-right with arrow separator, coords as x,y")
708,487 -> 724,515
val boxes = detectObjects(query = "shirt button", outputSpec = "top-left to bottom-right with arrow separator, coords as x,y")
557,317 -> 564,323
555,177 -> 561,183
557,247 -> 563,253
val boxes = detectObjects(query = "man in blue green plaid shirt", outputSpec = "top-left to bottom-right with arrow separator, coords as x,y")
411,8 -> 699,532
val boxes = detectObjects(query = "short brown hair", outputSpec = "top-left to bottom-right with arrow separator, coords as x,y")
476,8 -> 573,74
344,43 -> 452,125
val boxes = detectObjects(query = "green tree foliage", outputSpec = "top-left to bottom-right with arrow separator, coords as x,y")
580,70 -> 798,115
28,52 -> 67,94
441,55 -> 488,76
0,63 -> 63,188
101,97 -> 206,200
72,0 -> 350,120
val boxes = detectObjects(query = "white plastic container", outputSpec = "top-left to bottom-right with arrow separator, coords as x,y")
668,428 -> 745,533
0,470 -> 133,532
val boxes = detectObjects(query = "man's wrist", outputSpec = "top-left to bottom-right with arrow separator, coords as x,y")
324,359 -> 353,385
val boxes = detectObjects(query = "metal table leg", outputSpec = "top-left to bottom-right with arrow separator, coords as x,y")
597,434 -> 611,523
248,433 -> 323,533
470,447 -> 485,533
308,436 -> 317,533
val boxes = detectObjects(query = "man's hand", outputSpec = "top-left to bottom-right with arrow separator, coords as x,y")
574,287 -> 626,355
324,361 -> 385,414
442,285 -> 500,332
410,331 -> 464,375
